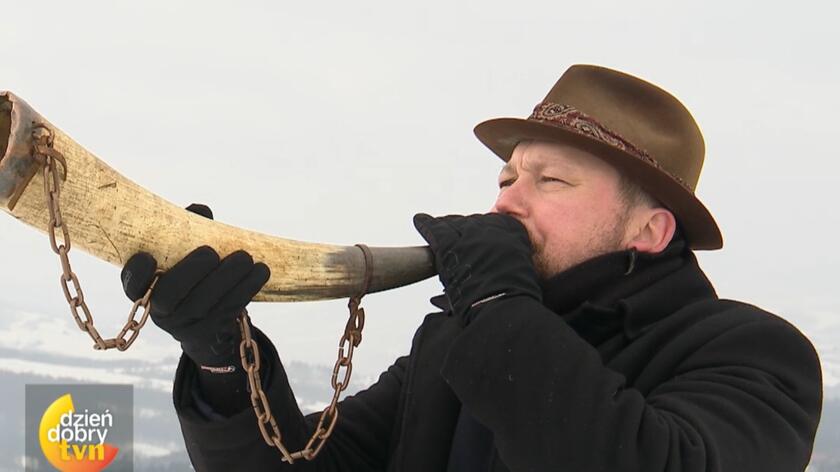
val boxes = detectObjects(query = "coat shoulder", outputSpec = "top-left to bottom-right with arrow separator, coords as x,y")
711,298 -> 813,339
668,297 -> 822,388
644,297 -> 823,389
674,296 -> 814,341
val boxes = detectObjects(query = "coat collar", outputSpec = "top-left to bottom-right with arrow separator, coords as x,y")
540,235 -> 717,341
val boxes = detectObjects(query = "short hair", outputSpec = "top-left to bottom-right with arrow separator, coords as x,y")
617,173 -> 660,211
616,172 -> 688,245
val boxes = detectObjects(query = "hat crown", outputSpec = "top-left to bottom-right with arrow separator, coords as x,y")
542,65 -> 705,191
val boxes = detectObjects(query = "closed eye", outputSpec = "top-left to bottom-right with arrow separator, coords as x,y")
540,176 -> 568,184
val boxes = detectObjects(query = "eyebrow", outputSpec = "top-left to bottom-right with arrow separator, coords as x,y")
499,154 -> 577,178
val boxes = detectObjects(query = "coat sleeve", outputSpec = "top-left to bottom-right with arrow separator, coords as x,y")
173,327 -> 407,471
439,296 -> 823,472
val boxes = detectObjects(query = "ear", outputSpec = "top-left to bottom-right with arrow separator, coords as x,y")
625,208 -> 677,254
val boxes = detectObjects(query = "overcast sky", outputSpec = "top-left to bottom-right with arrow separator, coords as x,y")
1,0 -> 838,390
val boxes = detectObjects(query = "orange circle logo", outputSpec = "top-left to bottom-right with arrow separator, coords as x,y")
38,393 -> 119,472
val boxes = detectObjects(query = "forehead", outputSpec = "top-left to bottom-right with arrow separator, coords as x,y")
501,140 -> 619,178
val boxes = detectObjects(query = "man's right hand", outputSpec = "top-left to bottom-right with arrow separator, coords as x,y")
119,204 -> 270,371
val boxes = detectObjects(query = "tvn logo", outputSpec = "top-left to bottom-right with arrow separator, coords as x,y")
40,393 -> 119,467
26,384 -> 133,471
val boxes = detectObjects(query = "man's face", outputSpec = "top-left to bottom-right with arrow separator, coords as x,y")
491,140 -> 633,279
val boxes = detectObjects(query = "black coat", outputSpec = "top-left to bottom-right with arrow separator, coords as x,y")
172,244 -> 822,471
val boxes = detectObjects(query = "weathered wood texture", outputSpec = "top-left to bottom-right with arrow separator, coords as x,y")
0,92 -> 435,302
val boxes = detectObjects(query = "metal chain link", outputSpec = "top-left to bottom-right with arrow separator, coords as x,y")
238,244 -> 374,464
32,122 -> 375,460
32,123 -> 160,351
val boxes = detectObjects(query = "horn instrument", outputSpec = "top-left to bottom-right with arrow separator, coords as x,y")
0,91 -> 436,302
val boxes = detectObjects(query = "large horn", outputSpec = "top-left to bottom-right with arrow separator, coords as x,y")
0,91 -> 436,302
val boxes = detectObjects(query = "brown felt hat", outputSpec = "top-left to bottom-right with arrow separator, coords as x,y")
474,64 -> 722,250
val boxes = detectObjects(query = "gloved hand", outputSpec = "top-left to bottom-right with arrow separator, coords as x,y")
413,212 -> 542,323
120,203 -> 271,371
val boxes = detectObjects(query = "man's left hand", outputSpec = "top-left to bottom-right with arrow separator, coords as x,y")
413,213 -> 542,323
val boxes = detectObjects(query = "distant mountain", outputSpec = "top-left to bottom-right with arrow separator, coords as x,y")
813,397 -> 840,471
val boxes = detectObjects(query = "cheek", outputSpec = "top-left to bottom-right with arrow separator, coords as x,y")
531,201 -> 603,250
528,203 -> 573,250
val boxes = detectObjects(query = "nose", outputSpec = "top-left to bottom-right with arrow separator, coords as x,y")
491,178 -> 528,218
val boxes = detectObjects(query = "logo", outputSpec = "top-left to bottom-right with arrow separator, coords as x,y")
38,393 -> 119,471
26,384 -> 133,472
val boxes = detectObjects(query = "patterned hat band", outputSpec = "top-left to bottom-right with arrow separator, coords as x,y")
528,102 -> 689,190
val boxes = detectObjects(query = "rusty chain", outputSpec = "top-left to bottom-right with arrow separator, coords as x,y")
32,122 -> 374,460
238,243 -> 373,463
32,123 -> 161,351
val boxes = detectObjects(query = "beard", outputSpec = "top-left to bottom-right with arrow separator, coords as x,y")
530,211 -> 631,281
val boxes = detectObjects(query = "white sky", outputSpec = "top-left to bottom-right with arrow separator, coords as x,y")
1,0 -> 838,386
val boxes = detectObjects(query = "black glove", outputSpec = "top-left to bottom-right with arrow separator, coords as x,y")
120,203 -> 271,370
413,212 -> 542,323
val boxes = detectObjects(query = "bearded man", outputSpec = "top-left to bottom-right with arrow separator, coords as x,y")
121,65 -> 823,471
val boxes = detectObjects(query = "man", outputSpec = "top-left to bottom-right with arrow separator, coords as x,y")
121,65 -> 822,471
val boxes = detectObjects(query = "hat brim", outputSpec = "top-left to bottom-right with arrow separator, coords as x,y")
474,117 -> 723,250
